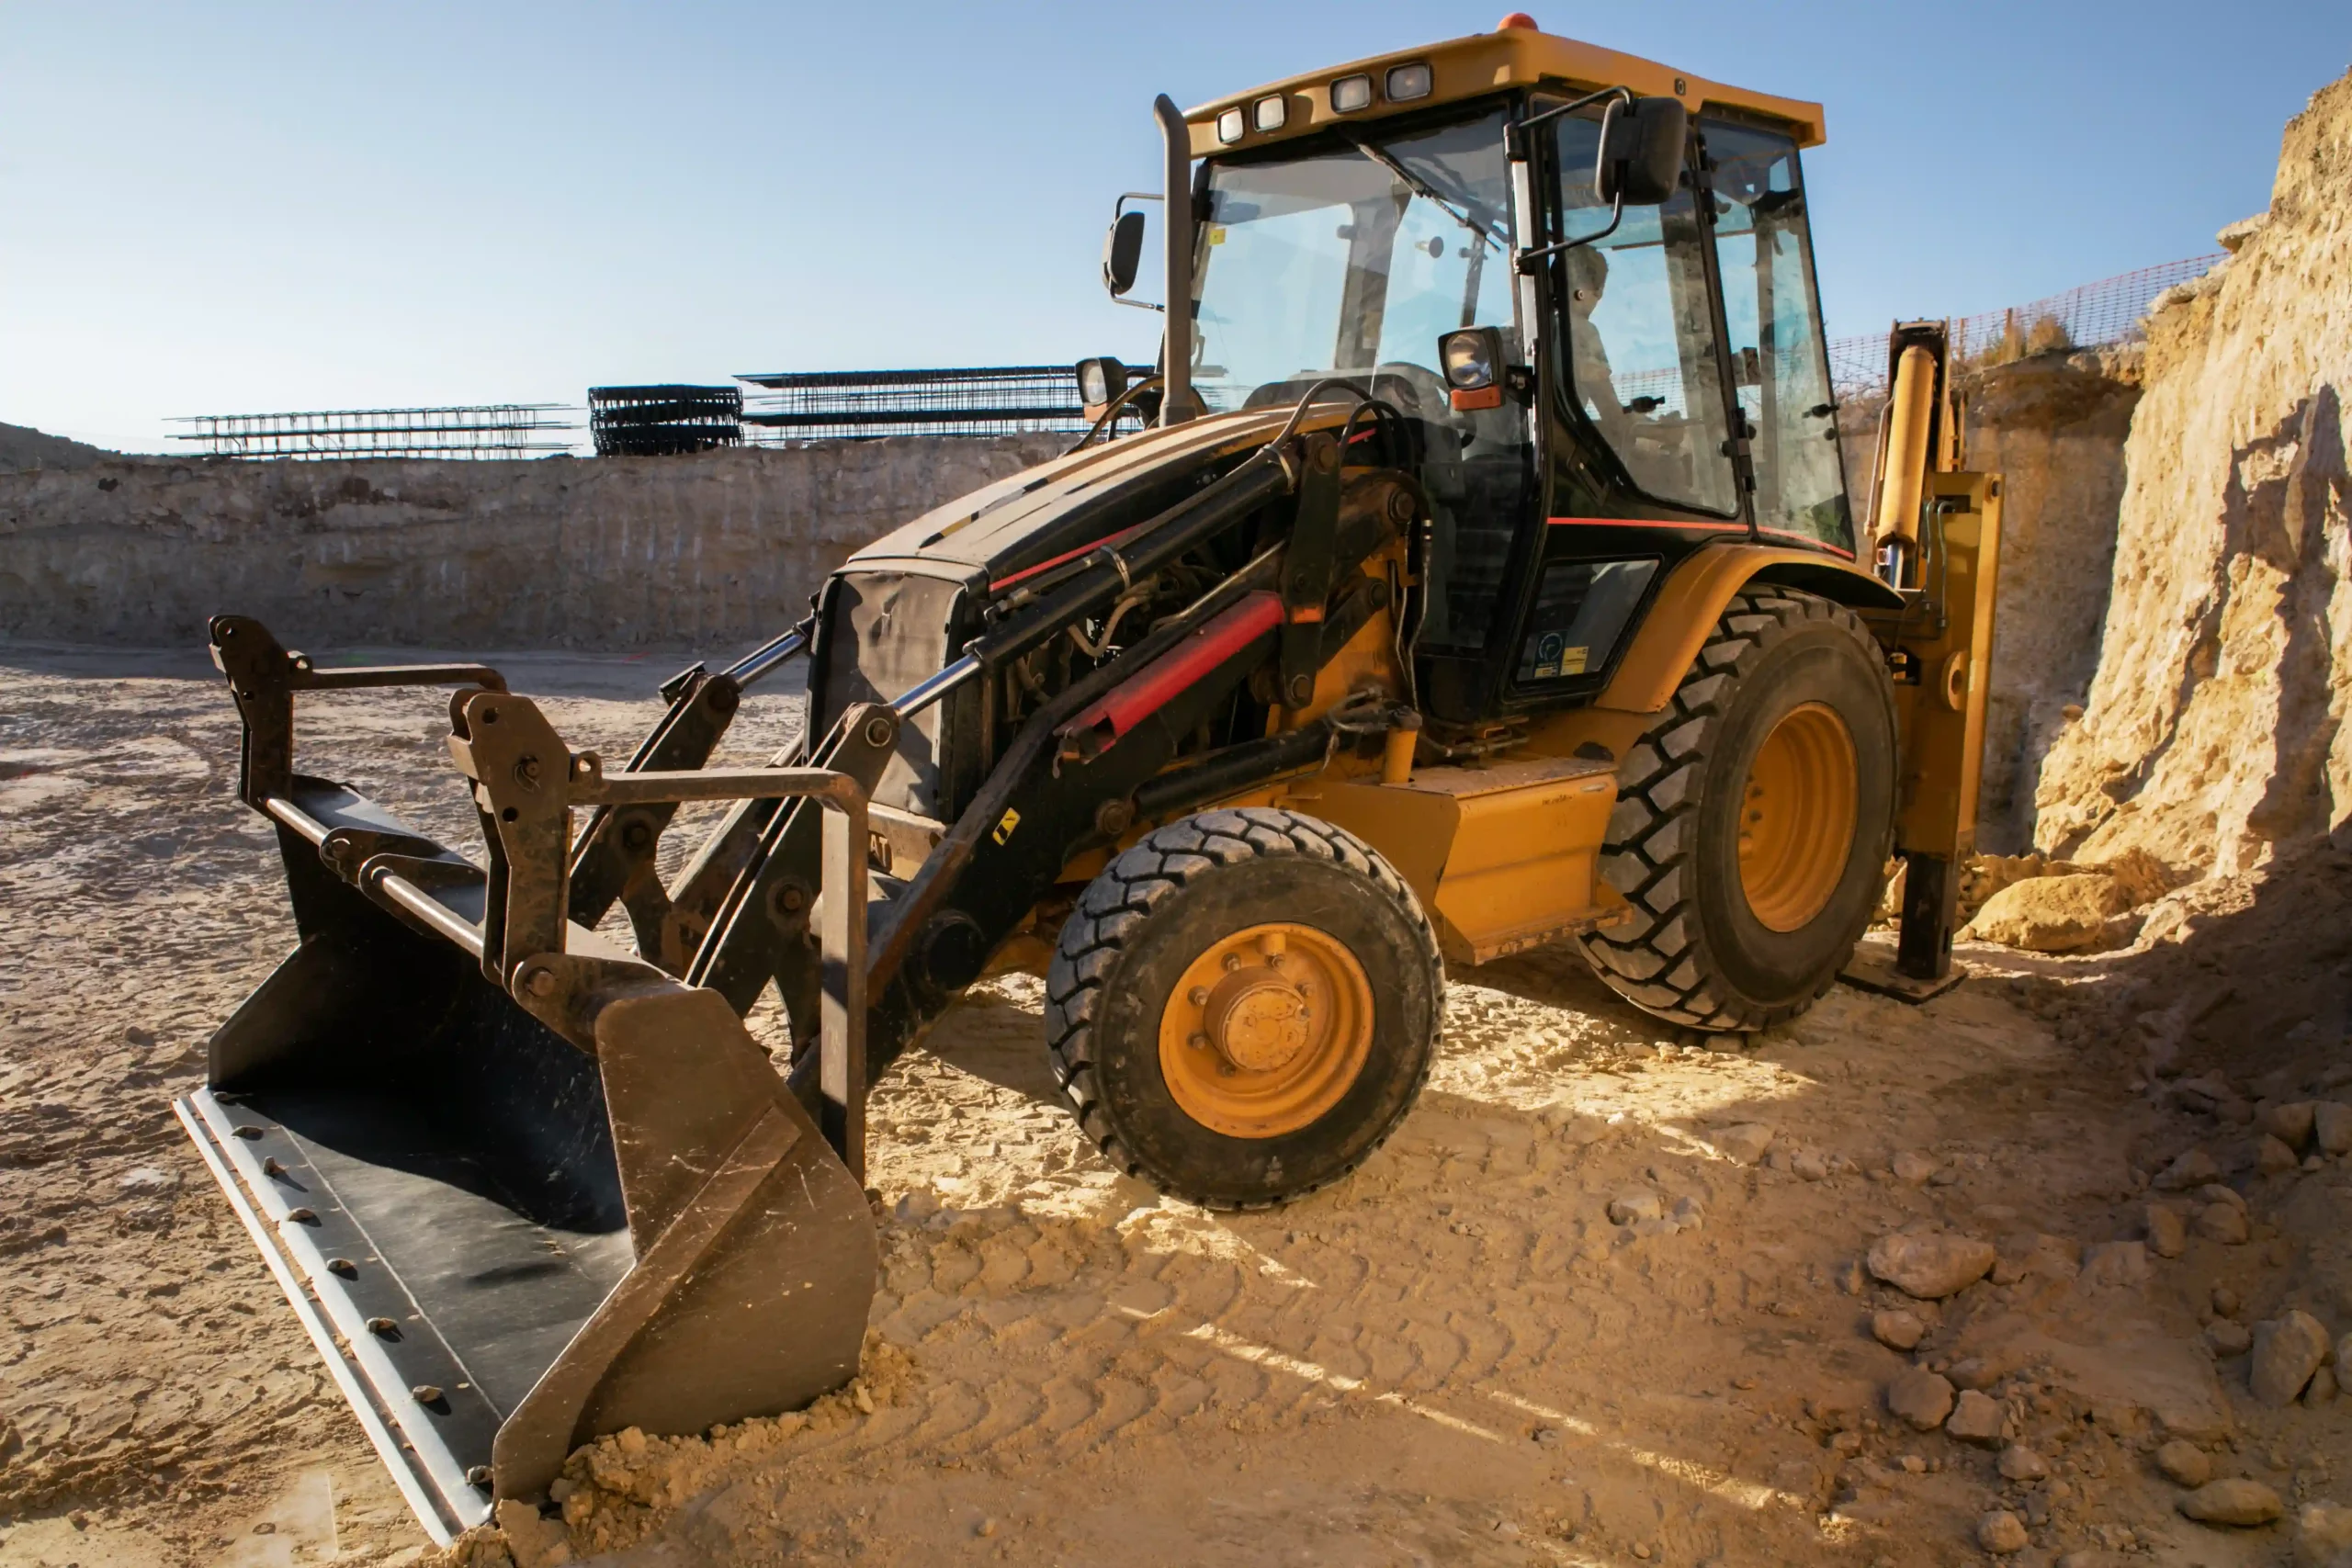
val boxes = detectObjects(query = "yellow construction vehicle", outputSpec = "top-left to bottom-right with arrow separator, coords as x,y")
178,15 -> 1997,1541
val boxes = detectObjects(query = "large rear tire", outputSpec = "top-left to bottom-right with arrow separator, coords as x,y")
1046,807 -> 1442,1209
1578,587 -> 1896,1032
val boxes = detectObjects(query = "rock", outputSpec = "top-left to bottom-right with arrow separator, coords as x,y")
2145,1204 -> 2188,1258
2154,1149 -> 2221,1190
2342,1333 -> 2352,1377
2089,846 -> 2175,906
1999,1445 -> 2050,1483
494,1498 -> 573,1568
1887,1368 -> 1956,1430
1669,1196 -> 1704,1232
2317,1102 -> 2352,1157
1868,1232 -> 1996,1299
2195,1202 -> 2250,1245
1790,1148 -> 1829,1181
2179,1478 -> 2284,1528
1946,1389 -> 2006,1445
2251,1311 -> 2331,1406
2259,1134 -> 2301,1174
2293,1502 -> 2352,1567
2197,1181 -> 2246,1210
1947,1357 -> 1998,1391
1977,1508 -> 2030,1553
2208,1320 -> 2254,1356
1891,1149 -> 1938,1185
2307,1365 -> 2338,1406
1703,1122 -> 1771,1165
2081,1240 -> 2150,1289
1871,1309 -> 1925,1350
2213,1285 -> 2242,1317
2260,1100 -> 2318,1149
1608,1190 -> 1663,1225
1961,874 -> 2131,953
2155,1439 -> 2213,1487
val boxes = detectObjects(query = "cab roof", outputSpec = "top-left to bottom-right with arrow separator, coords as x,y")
1184,23 -> 1826,158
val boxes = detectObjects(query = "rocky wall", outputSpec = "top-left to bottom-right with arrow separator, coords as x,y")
0,436 -> 1065,653
2034,71 -> 2352,877
1841,354 -> 2143,853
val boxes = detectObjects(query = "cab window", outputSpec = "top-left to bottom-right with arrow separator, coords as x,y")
1703,118 -> 1853,553
1549,110 -> 1736,517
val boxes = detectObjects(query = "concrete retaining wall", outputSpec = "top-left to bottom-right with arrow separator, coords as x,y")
0,437 -> 1064,652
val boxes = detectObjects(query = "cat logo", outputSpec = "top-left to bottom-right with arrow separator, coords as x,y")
991,808 -> 1021,845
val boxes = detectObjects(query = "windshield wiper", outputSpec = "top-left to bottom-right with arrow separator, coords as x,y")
1341,131 -> 1505,252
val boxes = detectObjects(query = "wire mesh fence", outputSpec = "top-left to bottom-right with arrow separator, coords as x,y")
735,365 -> 1124,442
169,405 -> 579,460
1825,254 -> 2224,402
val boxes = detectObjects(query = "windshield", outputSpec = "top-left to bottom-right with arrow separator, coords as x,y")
1191,107 -> 1519,423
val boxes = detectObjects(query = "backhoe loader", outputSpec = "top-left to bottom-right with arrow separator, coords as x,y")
177,15 -> 1999,1541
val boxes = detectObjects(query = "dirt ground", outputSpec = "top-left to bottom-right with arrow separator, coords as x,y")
3,642 -> 2347,1568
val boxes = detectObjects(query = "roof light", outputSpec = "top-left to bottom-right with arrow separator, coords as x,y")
1253,95 -> 1287,133
1385,63 -> 1433,102
1216,107 -> 1246,144
1497,11 -> 1539,29
1330,74 -> 1373,114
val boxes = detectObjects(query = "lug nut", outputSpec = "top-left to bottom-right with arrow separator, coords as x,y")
1223,953 -> 1242,972
1188,1032 -> 1211,1050
1188,987 -> 1209,1006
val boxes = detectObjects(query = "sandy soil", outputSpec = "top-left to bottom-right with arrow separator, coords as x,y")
2,642 -> 2346,1568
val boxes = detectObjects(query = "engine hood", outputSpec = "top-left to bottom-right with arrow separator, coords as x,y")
842,408 -> 1310,594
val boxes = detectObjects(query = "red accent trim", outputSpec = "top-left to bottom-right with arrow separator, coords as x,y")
989,518 -> 1155,592
1064,592 -> 1283,751
1546,515 -> 1747,532
1755,526 -> 1858,560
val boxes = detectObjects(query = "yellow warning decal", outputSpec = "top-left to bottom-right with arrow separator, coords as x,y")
992,808 -> 1021,845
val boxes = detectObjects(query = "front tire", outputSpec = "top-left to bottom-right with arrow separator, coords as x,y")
1046,807 -> 1442,1209
1578,587 -> 1897,1032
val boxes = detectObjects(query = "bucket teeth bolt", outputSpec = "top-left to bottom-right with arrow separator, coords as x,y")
466,1466 -> 492,1488
366,1316 -> 399,1337
411,1384 -> 444,1405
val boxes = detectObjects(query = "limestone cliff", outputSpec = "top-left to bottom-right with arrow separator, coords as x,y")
2035,71 -> 2352,875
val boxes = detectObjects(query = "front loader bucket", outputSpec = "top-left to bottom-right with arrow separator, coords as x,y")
177,619 -> 877,1543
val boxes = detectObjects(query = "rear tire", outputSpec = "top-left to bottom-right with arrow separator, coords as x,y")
1046,807 -> 1442,1209
1577,587 -> 1896,1032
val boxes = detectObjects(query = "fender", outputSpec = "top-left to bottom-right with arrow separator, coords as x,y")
1596,542 -> 1903,716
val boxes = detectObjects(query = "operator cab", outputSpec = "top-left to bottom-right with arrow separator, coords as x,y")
1101,20 -> 1850,727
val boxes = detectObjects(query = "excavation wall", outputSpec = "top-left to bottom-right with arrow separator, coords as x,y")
2034,71 -> 2352,876
0,437 -> 1062,652
1841,354 -> 2143,852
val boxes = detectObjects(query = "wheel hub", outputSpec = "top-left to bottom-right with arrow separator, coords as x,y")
1737,700 -> 1859,932
1158,922 -> 1374,1138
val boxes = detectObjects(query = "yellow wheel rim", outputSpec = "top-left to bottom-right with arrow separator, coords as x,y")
1737,701 -> 1858,932
1157,921 -> 1374,1140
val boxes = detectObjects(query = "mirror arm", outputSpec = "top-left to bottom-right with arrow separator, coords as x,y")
1512,193 -> 1623,275
1508,84 -> 1634,157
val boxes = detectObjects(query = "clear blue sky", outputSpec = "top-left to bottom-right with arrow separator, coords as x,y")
4,2 -> 2345,452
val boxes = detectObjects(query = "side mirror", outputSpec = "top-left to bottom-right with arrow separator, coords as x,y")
1102,209 -> 1148,298
1595,96 -> 1687,206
